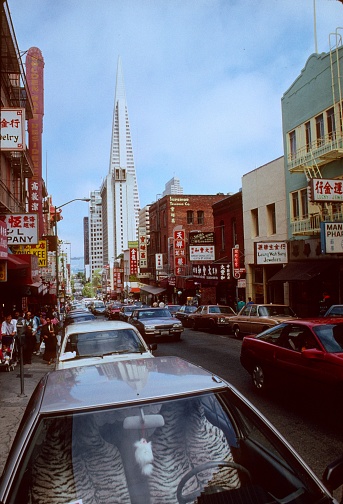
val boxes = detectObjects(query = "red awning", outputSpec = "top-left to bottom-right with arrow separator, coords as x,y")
7,255 -> 29,270
130,287 -> 140,293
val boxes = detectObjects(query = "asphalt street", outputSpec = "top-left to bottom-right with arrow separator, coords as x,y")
0,353 -> 49,475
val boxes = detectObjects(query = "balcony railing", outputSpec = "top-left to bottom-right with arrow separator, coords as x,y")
287,130 -> 343,173
291,209 -> 343,235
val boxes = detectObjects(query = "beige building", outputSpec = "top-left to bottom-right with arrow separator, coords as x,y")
242,157 -> 288,304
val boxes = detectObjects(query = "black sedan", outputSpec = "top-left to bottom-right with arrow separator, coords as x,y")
128,307 -> 184,341
175,305 -> 197,327
0,356 -> 341,503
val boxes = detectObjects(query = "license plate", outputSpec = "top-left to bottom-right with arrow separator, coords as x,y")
160,330 -> 169,335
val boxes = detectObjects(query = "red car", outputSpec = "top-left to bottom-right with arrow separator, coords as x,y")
105,302 -> 122,320
240,318 -> 343,392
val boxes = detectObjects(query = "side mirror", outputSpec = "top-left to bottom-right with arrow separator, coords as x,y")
149,343 -> 157,351
323,456 -> 343,492
301,348 -> 324,360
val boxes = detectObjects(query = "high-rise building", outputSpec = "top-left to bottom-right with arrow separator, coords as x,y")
89,190 -> 103,279
101,57 -> 140,276
162,177 -> 183,196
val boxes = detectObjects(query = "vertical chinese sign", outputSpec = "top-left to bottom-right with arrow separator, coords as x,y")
174,229 -> 186,276
129,242 -> 138,276
0,220 -> 8,282
26,48 -> 44,237
138,227 -> 147,270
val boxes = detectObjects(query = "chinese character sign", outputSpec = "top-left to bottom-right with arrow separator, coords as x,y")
138,227 -> 147,269
310,178 -> 343,202
174,229 -> 185,275
0,108 -> 25,150
155,253 -> 163,271
130,247 -> 138,275
2,214 -> 38,245
189,245 -> 215,261
255,242 -> 288,264
191,263 -> 231,281
322,223 -> 343,254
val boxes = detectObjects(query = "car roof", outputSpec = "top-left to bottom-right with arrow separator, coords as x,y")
38,356 -> 228,414
64,319 -> 136,334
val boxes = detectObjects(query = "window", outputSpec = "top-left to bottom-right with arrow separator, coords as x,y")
291,192 -> 299,220
266,203 -> 276,235
289,130 -> 296,159
187,210 -> 194,224
327,107 -> 336,140
251,208 -> 259,237
305,121 -> 311,152
220,220 -> 225,251
300,188 -> 308,219
315,114 -> 324,146
197,210 -> 204,225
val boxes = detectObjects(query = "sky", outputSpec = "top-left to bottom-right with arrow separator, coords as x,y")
7,0 -> 343,257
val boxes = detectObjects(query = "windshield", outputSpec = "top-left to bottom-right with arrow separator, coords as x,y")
209,306 -> 234,314
64,329 -> 145,357
258,306 -> 295,317
314,323 -> 343,353
8,392 -> 326,504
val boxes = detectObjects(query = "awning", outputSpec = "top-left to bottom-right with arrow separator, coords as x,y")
140,285 -> 166,295
268,261 -> 331,282
6,255 -> 29,270
130,287 -> 140,293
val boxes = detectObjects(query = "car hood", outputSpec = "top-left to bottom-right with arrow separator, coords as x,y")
56,351 -> 154,370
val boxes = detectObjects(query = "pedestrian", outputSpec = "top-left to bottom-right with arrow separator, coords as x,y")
32,312 -> 41,355
1,314 -> 15,338
247,297 -> 254,305
41,317 -> 57,365
159,301 -> 165,308
23,311 -> 35,364
236,297 -> 245,313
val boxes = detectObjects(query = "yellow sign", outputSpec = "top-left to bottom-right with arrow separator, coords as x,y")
11,240 -> 47,267
0,261 -> 7,282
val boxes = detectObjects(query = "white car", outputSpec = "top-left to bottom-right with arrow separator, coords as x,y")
56,320 -> 156,370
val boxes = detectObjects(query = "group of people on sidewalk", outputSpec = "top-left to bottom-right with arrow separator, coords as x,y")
0,307 -> 60,366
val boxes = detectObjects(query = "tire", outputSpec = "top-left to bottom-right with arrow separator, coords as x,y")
252,364 -> 267,391
233,325 -> 241,339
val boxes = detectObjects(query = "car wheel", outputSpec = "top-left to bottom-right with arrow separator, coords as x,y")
233,325 -> 241,339
252,364 -> 267,391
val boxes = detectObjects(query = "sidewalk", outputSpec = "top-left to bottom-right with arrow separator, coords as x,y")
0,353 -> 50,475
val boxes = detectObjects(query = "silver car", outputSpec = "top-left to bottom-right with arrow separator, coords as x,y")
129,307 -> 184,341
0,356 -> 341,503
56,320 -> 155,370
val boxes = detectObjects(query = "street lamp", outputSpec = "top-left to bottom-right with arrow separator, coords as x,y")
54,198 -> 90,312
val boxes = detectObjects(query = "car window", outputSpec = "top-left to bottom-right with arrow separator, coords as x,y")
326,306 -> 343,317
250,305 -> 257,316
65,329 -> 144,356
241,305 -> 251,316
10,390 -> 324,504
256,324 -> 286,344
314,323 -> 343,352
209,306 -> 220,313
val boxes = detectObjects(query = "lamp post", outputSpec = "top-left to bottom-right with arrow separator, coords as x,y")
54,198 -> 90,312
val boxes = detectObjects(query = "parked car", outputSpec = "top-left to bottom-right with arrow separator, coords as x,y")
56,320 -> 155,370
165,304 -> 181,317
119,305 -> 135,322
188,305 -> 236,332
63,310 -> 96,327
105,302 -> 122,320
230,303 -> 297,339
128,307 -> 184,341
324,305 -> 343,317
91,300 -> 106,315
175,305 -> 197,327
1,355 -> 342,504
240,318 -> 343,392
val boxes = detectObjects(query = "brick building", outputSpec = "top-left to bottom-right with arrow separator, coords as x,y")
147,194 -> 226,304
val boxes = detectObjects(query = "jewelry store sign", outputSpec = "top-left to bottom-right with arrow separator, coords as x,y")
0,108 -> 25,150
255,242 -> 288,264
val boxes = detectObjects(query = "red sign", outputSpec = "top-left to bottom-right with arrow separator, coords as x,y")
174,229 -> 185,276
